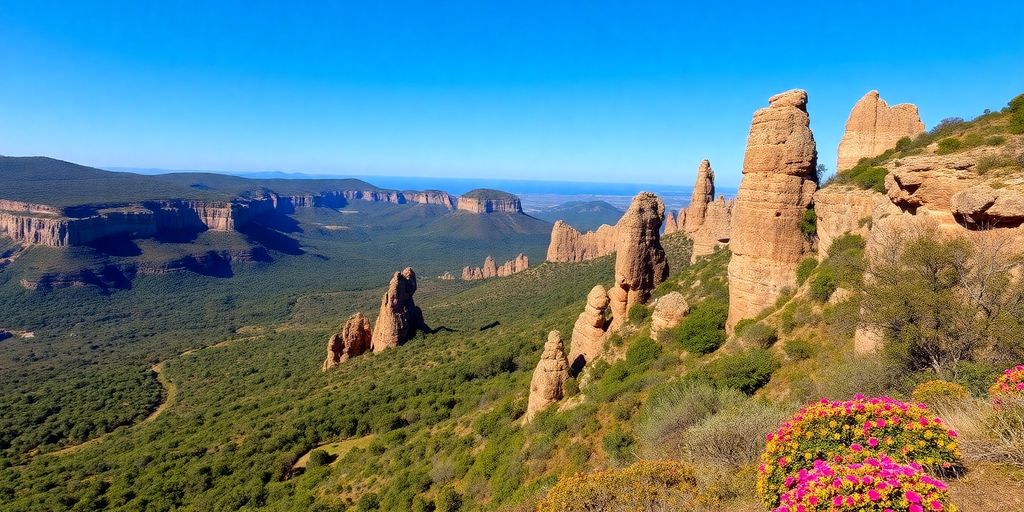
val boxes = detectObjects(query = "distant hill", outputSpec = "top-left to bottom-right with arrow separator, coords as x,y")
534,200 -> 623,231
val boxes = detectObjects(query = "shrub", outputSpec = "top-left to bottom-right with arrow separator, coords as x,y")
602,429 -> 636,465
537,460 -> 711,511
796,258 -> 817,285
894,136 -> 914,152
985,135 -> 1006,146
809,268 -> 838,302
625,337 -> 662,369
835,164 -> 888,192
936,137 -> 962,155
783,338 -> 814,361
757,395 -> 963,508
670,301 -> 727,354
691,348 -> 779,395
637,382 -> 746,459
434,485 -> 462,512
773,457 -> 958,512
912,380 -> 970,407
989,364 -> 1024,404
306,449 -> 332,468
799,208 -> 817,238
737,322 -> 778,349
627,303 -> 651,325
1008,93 -> 1024,134
682,401 -> 792,469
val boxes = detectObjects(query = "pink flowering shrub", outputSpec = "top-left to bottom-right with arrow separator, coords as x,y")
988,364 -> 1024,404
757,395 -> 962,507
773,456 -> 958,512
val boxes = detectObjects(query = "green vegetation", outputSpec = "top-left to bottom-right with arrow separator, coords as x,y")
689,348 -> 780,395
831,161 -> 888,192
795,257 -> 817,285
936,136 -> 962,154
799,208 -> 817,238
627,303 -> 651,325
735,321 -> 778,348
668,301 -> 728,354
459,188 -> 517,201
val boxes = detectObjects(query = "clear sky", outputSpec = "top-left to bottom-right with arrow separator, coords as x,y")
1,1 -> 1022,187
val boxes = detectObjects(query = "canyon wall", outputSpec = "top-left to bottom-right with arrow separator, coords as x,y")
456,195 -> 523,214
836,90 -> 925,172
726,89 -> 819,332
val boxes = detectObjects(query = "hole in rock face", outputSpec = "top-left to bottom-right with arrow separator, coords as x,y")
775,211 -> 782,217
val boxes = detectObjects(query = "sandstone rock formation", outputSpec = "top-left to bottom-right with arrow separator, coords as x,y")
727,89 -> 819,332
456,189 -> 523,213
663,210 -> 680,235
608,192 -> 669,331
461,253 -> 529,280
836,91 -> 925,171
525,330 -> 569,423
322,312 -> 373,370
567,285 -> 610,374
677,160 -> 733,262
813,186 -> 899,258
371,268 -> 424,352
438,271 -> 454,280
651,292 -> 690,337
683,160 -> 716,234
546,221 -> 618,262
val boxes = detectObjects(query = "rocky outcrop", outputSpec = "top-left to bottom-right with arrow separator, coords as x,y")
727,89 -> 819,332
683,160 -> 716,234
813,187 -> 896,257
663,210 -> 680,235
608,192 -> 669,331
461,253 -> 529,280
525,330 -> 569,423
323,312 -> 373,370
836,91 -> 925,171
651,292 -> 690,337
567,285 -> 610,374
546,221 -> 618,262
370,268 -> 424,352
404,190 -> 457,209
677,160 -> 733,261
456,190 -> 523,213
438,271 -> 455,280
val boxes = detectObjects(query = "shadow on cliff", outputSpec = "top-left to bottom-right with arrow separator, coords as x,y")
238,221 -> 304,256
88,236 -> 142,257
153,228 -> 203,243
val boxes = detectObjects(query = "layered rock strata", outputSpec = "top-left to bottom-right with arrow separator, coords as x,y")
371,268 -> 424,352
727,89 -> 819,332
836,91 -> 925,171
525,330 -> 569,423
323,312 -> 373,370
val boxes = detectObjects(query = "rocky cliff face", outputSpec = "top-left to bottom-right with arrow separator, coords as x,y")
546,221 -> 618,262
836,91 -> 925,171
371,268 -> 424,352
323,312 -> 373,370
663,210 -> 680,235
727,89 -> 819,332
461,253 -> 529,280
813,187 -> 898,258
525,330 -> 569,423
567,285 -> 610,375
456,193 -> 523,214
404,190 -> 457,209
678,160 -> 733,262
608,192 -> 669,331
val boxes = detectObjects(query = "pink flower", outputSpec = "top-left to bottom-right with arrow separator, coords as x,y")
910,506 -> 924,512
851,443 -> 863,452
868,438 -> 879,448
931,500 -> 944,510
905,490 -> 922,503
868,489 -> 881,501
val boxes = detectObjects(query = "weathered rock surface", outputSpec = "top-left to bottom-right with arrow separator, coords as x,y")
663,210 -> 680,235
371,268 -> 424,352
525,330 -> 569,423
727,89 -> 819,332
813,186 -> 898,258
608,192 -> 669,331
683,160 -> 716,234
836,91 -> 925,172
456,190 -> 523,213
323,312 -> 373,370
567,285 -> 610,374
461,253 -> 529,280
678,160 -> 733,261
546,221 -> 618,262
651,292 -> 690,337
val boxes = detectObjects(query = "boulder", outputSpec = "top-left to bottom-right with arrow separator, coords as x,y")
836,91 -> 925,171
651,292 -> 690,337
567,285 -> 610,374
525,331 -> 570,423
322,312 -> 373,370
727,90 -> 819,332
370,267 -> 424,352
608,192 -> 669,331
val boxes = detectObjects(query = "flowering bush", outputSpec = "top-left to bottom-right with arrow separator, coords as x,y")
758,395 -> 962,507
912,380 -> 969,406
988,364 -> 1024,403
537,460 -> 715,511
773,456 -> 957,512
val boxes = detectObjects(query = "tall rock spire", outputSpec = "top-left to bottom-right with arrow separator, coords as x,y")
608,192 -> 669,331
726,89 -> 818,332
371,267 -> 424,352
683,159 -> 715,234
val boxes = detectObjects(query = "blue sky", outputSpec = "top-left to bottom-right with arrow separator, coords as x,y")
1,1 -> 1022,187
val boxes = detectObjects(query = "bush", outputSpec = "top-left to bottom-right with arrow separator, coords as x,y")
625,337 -> 662,369
986,135 -> 1006,146
989,364 -> 1024,404
834,163 -> 888,192
434,485 -> 462,512
757,395 -> 963,508
736,322 -> 778,349
627,303 -> 651,325
894,136 -> 914,152
306,449 -> 332,468
774,457 -> 957,512
1008,93 -> 1024,134
537,460 -> 711,511
691,348 -> 779,395
799,208 -> 816,238
669,301 -> 727,354
602,429 -> 635,465
796,258 -> 817,286
682,401 -> 792,469
936,137 -> 962,155
637,382 -> 746,459
783,338 -> 814,361
809,268 -> 838,302
912,380 -> 970,407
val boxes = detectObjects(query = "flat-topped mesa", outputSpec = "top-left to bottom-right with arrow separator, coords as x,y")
322,312 -> 373,370
567,285 -> 610,375
836,90 -> 925,172
403,190 -> 457,209
683,159 -> 716,234
456,189 -> 523,213
461,253 -> 529,280
524,330 -> 569,423
727,89 -> 819,332
370,267 -> 424,352
608,192 -> 669,331
546,221 -> 617,262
